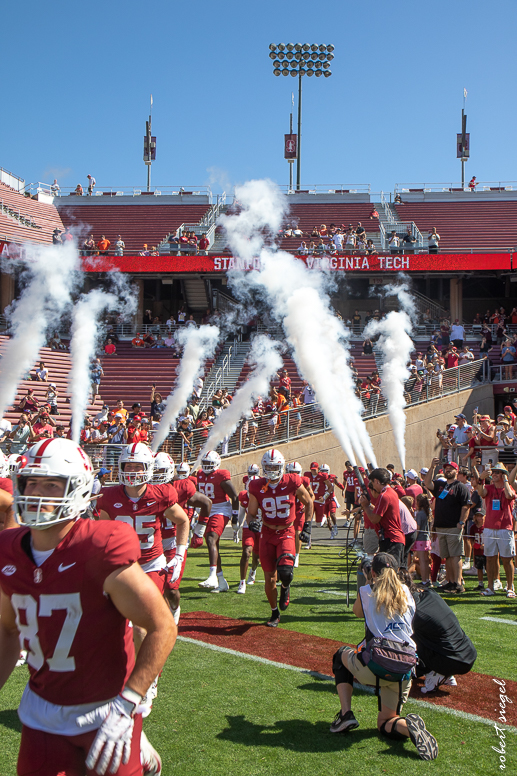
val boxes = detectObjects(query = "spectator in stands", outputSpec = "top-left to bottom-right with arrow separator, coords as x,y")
468,176 -> 477,191
62,227 -> 73,243
366,239 -> 376,255
450,320 -> 465,349
356,234 -> 367,253
369,207 -> 379,220
82,234 -> 95,256
298,241 -> 308,255
355,222 -> 365,240
388,230 -> 401,254
307,240 -> 317,254
96,235 -> 110,256
501,339 -> 516,380
32,411 -> 54,441
149,245 -> 159,256
90,358 -> 103,397
394,193 -> 403,204
177,306 -> 187,324
150,385 -> 166,420
333,230 -> 344,252
143,331 -> 155,348
440,318 -> 450,348
315,239 -> 327,255
107,416 -> 127,446
52,228 -> 62,246
104,338 -> 117,355
139,244 -> 150,256
480,322 -> 492,345
74,184 -> 83,196
308,226 -> 319,237
458,345 -> 474,366
86,174 -> 96,195
33,361 -> 48,382
18,388 -> 39,415
278,369 -> 292,400
50,179 -> 60,196
9,415 -> 33,454
345,229 -> 356,253
362,337 -> 373,355
445,346 -> 459,369
401,227 -> 416,254
496,321 -> 507,346
503,404 -> 516,425
198,232 -> 210,254
428,228 -> 440,254
132,332 -> 146,349
114,235 -> 125,256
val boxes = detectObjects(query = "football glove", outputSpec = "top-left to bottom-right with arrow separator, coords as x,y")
78,688 -> 141,775
166,550 -> 186,584
300,520 -> 312,544
248,520 -> 261,533
190,522 -> 206,549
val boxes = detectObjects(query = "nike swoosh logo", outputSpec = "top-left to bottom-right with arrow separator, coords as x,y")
58,562 -> 76,572
147,502 -> 156,506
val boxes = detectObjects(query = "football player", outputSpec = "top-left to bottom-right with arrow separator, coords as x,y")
248,449 -> 312,627
312,466 -> 334,531
99,443 -> 189,655
342,461 -> 357,522
192,450 -> 239,593
236,475 -> 261,593
175,462 -> 198,522
0,438 -> 173,775
320,463 -> 344,539
286,461 -> 314,564
153,452 -> 211,624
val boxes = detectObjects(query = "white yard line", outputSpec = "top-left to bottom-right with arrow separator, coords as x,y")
480,616 -> 517,626
177,635 -> 517,732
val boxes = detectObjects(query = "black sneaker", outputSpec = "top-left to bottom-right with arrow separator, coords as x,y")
405,714 -> 439,760
266,610 -> 280,628
437,581 -> 455,592
476,583 -> 485,591
330,709 -> 359,734
449,583 -> 465,595
279,584 -> 290,611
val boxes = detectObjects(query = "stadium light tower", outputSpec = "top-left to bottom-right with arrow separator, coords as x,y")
269,43 -> 334,191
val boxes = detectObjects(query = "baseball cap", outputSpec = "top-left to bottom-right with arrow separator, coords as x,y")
406,469 -> 418,480
133,415 -> 142,422
420,467 -> 429,475
444,461 -> 459,470
310,461 -> 319,469
372,552 -> 399,573
98,467 -> 111,477
50,382 -> 56,388
455,413 -> 467,420
504,405 -> 513,411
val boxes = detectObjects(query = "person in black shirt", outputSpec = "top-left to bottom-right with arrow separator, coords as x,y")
423,459 -> 470,594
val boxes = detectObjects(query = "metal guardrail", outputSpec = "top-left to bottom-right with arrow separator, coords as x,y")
279,183 -> 371,195
394,180 -> 517,194
22,183 -> 213,202
0,168 -> 25,192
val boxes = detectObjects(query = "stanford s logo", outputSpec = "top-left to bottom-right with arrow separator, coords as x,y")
1,565 -> 16,575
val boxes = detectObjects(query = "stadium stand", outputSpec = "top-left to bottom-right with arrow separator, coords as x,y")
394,201 -> 517,251
276,202 -> 381,251
58,202 -> 211,254
0,182 -> 64,245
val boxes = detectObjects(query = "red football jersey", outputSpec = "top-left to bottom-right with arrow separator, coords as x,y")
197,469 -> 231,505
312,472 -> 330,503
100,483 -> 176,565
0,476 -> 13,495
0,519 -> 139,706
295,475 -> 311,521
160,481 -> 190,548
238,490 -> 249,510
248,473 -> 302,528
344,471 -> 356,492
174,478 -> 197,509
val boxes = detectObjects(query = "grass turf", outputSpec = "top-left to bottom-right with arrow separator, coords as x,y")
1,541 -> 516,774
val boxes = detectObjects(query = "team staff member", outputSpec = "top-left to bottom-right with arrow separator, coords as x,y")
330,553 -> 438,760
359,468 -> 405,568
476,462 -> 516,598
0,438 -> 174,775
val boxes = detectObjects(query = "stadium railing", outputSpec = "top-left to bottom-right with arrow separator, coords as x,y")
394,180 -> 517,193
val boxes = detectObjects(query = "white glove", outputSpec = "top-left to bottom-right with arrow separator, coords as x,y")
193,523 -> 206,538
77,688 -> 141,775
167,552 -> 185,584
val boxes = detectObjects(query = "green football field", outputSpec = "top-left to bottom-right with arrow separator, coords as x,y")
1,542 -> 516,775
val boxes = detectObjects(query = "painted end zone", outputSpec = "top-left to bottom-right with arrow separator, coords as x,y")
179,611 -> 517,726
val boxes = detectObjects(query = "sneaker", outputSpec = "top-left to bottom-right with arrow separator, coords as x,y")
279,584 -> 290,611
329,709 -> 359,733
476,583 -> 485,591
436,581 -> 455,592
462,559 -> 471,570
506,588 -> 516,599
212,577 -> 229,593
420,671 -> 445,694
247,570 -> 256,585
442,676 -> 457,687
463,567 -> 478,576
405,714 -> 438,760
450,583 -> 465,595
481,588 -> 495,596
15,651 -> 27,668
236,581 -> 246,594
266,611 -> 280,627
293,554 -> 299,568
493,579 -> 503,591
199,575 -> 218,589
141,731 -> 162,776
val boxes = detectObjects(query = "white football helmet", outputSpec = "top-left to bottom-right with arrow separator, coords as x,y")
175,462 -> 191,480
319,463 -> 330,475
0,449 -> 8,478
15,438 -> 94,530
8,454 -> 22,475
261,449 -> 285,484
247,463 -> 260,477
286,461 -> 302,475
201,450 -> 221,474
245,474 -> 260,492
153,452 -> 175,484
118,442 -> 155,486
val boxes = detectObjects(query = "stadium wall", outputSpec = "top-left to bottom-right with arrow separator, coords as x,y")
224,383 -> 494,485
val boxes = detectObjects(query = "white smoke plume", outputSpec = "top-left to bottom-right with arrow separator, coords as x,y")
151,325 -> 220,452
0,242 -> 80,421
364,278 -> 416,470
224,179 -> 377,468
193,334 -> 283,469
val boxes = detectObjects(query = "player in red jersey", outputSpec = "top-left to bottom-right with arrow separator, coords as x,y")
236,476 -> 261,593
152,452 -> 211,624
248,449 -> 312,627
193,450 -> 239,593
312,467 -> 333,529
99,443 -> 188,658
304,461 -> 320,492
286,461 -> 314,564
175,462 -> 197,522
342,461 -> 357,521
237,464 -> 260,542
0,450 -> 15,531
320,464 -> 344,539
0,438 -> 174,776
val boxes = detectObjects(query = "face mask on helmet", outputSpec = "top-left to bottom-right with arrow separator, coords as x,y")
8,454 -> 22,475
175,462 -> 190,479
286,461 -> 302,475
152,453 -> 175,484
247,464 -> 260,476
15,439 -> 94,530
118,443 -> 154,486
261,450 -> 285,483
201,451 -> 221,474
319,464 -> 330,474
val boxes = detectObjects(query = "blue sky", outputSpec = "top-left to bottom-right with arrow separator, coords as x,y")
3,0 -> 517,195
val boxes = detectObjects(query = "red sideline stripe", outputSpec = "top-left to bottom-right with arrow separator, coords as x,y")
179,611 -> 517,725
33,438 -> 55,464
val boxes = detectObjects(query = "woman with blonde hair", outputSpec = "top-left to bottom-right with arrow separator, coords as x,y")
330,553 -> 438,760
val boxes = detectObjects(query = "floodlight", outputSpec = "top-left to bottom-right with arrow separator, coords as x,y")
318,52 -> 326,61
282,69 -> 289,76
302,44 -> 310,51
290,69 -> 298,76
322,61 -> 330,69
286,43 -> 294,51
278,43 -> 286,51
327,44 -> 334,52
324,70 -> 332,77
294,43 -> 302,51
327,53 -> 334,62
306,69 -> 314,77
273,60 -> 281,67
310,52 -> 318,61
269,43 -> 277,51
319,44 -> 326,52
315,69 -> 322,77
302,51 -> 310,60
294,51 -> 302,60
299,67 -> 306,76
269,51 -> 277,60
310,44 -> 318,51
278,51 -> 285,59
286,51 -> 294,60
273,69 -> 281,76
